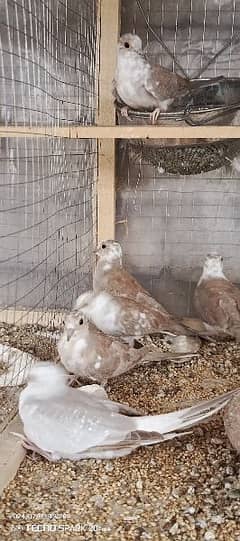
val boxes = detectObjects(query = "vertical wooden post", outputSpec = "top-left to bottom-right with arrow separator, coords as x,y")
97,0 -> 120,241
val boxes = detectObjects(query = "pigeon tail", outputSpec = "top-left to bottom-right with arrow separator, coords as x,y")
134,390 -> 235,436
138,346 -> 198,364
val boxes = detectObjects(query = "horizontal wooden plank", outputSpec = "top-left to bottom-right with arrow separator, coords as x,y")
0,125 -> 240,139
0,415 -> 25,495
0,308 -> 64,327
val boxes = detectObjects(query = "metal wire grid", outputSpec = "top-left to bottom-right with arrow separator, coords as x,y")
121,0 -> 240,80
117,0 -> 240,311
116,155 -> 240,318
0,137 -> 97,313
0,136 -> 97,424
0,0 -> 98,126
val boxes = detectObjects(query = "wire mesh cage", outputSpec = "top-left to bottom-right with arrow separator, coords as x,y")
116,152 -> 240,321
0,0 -> 99,430
0,0 -> 98,126
119,0 -> 240,126
0,135 -> 97,430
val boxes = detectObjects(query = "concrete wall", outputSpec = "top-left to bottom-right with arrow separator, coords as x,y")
117,0 -> 240,317
116,158 -> 240,316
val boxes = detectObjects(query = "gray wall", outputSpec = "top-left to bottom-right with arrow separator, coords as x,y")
117,0 -> 240,317
116,159 -> 240,316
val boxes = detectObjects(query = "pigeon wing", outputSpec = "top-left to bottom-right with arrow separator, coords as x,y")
20,390 -> 134,456
100,266 -> 168,313
145,65 -> 190,102
195,279 -> 240,330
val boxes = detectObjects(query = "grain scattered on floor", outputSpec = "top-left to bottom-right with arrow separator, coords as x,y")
1,337 -> 240,540
0,322 -> 59,431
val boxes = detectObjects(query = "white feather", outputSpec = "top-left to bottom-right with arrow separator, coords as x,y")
18,362 -> 235,461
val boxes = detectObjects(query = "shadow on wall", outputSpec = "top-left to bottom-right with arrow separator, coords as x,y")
129,268 -> 240,318
116,150 -> 240,317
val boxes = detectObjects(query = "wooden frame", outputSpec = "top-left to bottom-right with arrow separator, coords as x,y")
0,415 -> 25,495
0,126 -> 240,138
0,0 -> 240,490
0,308 -> 64,326
97,0 -> 120,241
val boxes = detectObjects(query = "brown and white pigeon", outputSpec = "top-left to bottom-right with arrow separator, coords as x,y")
114,33 -> 190,122
194,254 -> 240,340
93,240 -> 226,343
94,239 -> 168,313
18,362 -> 235,461
114,33 -> 227,123
74,290 -> 202,343
58,313 -> 195,384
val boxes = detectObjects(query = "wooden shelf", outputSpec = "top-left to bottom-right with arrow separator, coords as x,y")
0,125 -> 240,139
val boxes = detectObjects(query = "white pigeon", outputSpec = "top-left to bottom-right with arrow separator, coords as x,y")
18,362 -> 235,461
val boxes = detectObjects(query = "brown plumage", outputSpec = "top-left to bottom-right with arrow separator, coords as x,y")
58,313 -> 196,385
194,254 -> 240,340
93,241 -> 219,343
74,290 -> 201,342
182,317 -> 232,340
115,33 -> 191,122
115,33 -> 225,123
94,239 -> 171,313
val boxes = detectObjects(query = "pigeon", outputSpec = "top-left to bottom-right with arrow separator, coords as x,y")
114,33 -> 227,123
93,240 -> 225,345
74,290 -> 208,343
93,239 -> 168,313
18,362 -> 235,461
224,391 -> 240,451
194,254 -> 240,340
114,33 -> 190,122
58,313 -> 196,384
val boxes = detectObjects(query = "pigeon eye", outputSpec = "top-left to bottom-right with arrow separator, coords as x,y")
79,318 -> 84,325
124,42 -> 130,48
101,243 -> 106,249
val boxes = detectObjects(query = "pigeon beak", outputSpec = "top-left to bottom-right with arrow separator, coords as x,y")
66,328 -> 75,341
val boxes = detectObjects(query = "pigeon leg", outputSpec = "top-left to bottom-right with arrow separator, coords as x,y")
22,438 -> 56,461
68,374 -> 81,386
120,106 -> 132,120
150,107 -> 161,124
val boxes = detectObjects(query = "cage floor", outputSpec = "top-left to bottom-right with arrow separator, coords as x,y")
0,322 -> 58,433
1,338 -> 240,540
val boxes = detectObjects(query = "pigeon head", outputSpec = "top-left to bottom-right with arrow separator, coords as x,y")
96,240 -> 122,263
205,253 -> 223,271
64,311 -> 88,340
200,253 -> 225,280
119,33 -> 142,53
